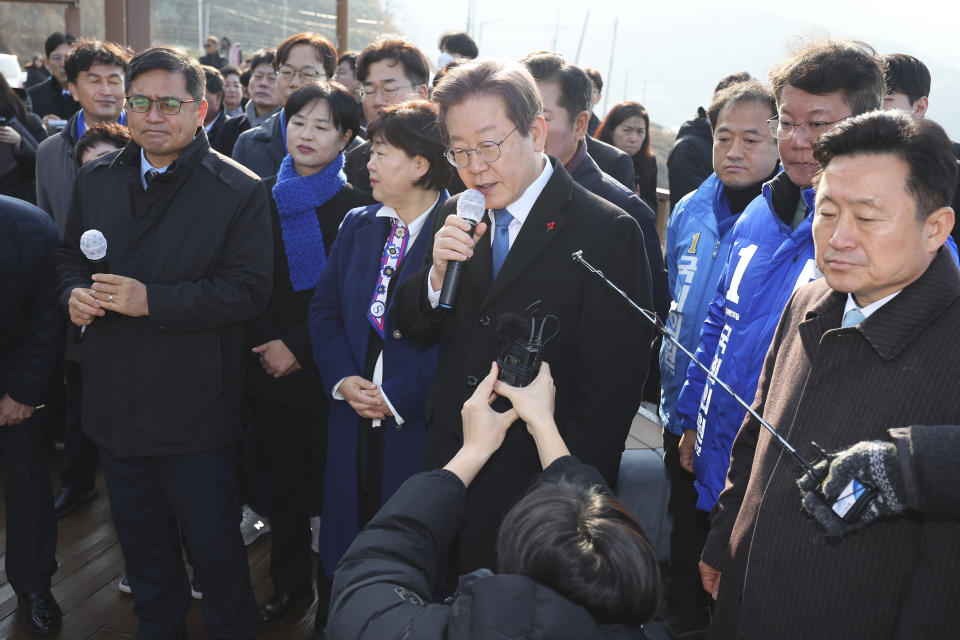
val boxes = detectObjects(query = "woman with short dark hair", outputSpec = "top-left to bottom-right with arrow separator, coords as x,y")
244,81 -> 372,627
308,99 -> 450,630
596,101 -> 658,211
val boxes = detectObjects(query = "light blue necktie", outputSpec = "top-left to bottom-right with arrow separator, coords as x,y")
492,208 -> 513,279
842,308 -> 865,327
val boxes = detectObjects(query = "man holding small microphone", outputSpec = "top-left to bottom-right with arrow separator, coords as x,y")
56,47 -> 272,639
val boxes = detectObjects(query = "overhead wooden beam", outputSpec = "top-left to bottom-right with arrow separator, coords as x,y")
336,0 -> 348,53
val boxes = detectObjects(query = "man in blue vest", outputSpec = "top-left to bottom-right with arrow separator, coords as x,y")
659,79 -> 779,634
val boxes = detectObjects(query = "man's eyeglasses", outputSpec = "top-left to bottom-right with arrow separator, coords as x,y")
767,116 -> 845,140
360,84 -> 413,100
126,95 -> 198,115
277,66 -> 325,82
445,127 -> 518,168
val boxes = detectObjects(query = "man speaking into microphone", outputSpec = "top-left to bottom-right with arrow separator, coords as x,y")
394,59 -> 653,574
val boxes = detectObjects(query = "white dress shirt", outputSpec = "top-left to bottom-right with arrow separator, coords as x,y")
332,197 -> 438,426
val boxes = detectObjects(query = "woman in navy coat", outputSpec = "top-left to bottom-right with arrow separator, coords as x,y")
308,100 -> 450,623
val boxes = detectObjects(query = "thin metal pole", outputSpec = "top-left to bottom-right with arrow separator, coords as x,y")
571,250 -> 821,483
602,19 -> 617,117
574,9 -> 589,64
197,0 -> 203,51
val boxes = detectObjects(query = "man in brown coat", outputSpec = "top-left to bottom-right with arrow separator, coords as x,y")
699,110 -> 960,638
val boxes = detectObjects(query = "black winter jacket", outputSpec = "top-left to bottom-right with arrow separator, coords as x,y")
0,195 -> 65,406
586,135 -> 635,192
666,114 -> 712,213
569,148 -> 667,321
327,456 -> 649,640
25,77 -> 79,120
0,111 -> 47,204
56,132 -> 273,457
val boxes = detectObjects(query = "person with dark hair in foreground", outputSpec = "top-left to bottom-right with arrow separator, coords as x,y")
326,362 -> 661,640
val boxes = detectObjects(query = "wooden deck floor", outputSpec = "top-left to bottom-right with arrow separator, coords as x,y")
0,412 -> 661,638
0,452 -> 319,639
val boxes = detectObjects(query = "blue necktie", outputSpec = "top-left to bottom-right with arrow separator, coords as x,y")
842,308 -> 865,327
492,208 -> 513,279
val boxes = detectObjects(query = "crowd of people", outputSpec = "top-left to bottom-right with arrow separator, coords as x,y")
1,23 -> 959,640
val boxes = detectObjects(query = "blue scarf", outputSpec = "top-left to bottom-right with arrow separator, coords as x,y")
271,153 -> 347,291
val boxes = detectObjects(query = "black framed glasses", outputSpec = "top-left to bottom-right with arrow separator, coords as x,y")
767,116 -> 845,140
126,95 -> 198,115
445,126 -> 518,168
277,66 -> 325,82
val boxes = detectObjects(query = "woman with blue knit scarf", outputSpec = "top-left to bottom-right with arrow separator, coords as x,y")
244,82 -> 373,627
308,100 -> 450,632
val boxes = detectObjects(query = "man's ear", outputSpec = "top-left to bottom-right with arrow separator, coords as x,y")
913,96 -> 929,118
925,205 -> 955,251
529,115 -> 548,153
415,84 -> 429,100
67,82 -> 79,102
572,110 -> 590,140
196,99 -> 209,127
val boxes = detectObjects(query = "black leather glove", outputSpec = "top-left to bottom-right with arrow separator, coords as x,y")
797,440 -> 906,537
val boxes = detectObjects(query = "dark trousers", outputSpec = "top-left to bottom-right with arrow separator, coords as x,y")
251,400 -> 326,594
59,361 -> 98,491
99,445 -> 259,640
239,403 -> 270,516
662,429 -> 713,625
0,418 -> 58,593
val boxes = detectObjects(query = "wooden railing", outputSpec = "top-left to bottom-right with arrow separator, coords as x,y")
655,187 -> 670,255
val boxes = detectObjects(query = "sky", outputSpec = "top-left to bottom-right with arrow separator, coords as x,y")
382,0 -> 960,138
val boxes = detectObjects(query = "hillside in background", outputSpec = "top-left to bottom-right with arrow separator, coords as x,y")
0,0 -> 394,61
649,122 -> 673,190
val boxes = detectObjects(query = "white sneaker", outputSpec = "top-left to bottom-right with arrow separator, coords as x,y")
310,515 -> 321,554
118,575 -> 132,594
240,504 -> 271,546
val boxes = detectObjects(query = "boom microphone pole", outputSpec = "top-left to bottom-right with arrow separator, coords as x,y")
571,250 -> 877,522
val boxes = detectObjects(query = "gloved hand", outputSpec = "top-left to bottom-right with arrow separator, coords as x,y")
797,440 -> 906,537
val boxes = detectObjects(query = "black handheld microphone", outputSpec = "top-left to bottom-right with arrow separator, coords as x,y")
438,189 -> 486,310
80,229 -> 116,322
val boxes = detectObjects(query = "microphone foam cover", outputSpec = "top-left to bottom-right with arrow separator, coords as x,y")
457,189 -> 486,224
80,229 -> 107,261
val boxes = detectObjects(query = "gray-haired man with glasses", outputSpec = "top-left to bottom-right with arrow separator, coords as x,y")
393,58 -> 653,575
56,46 -> 271,639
